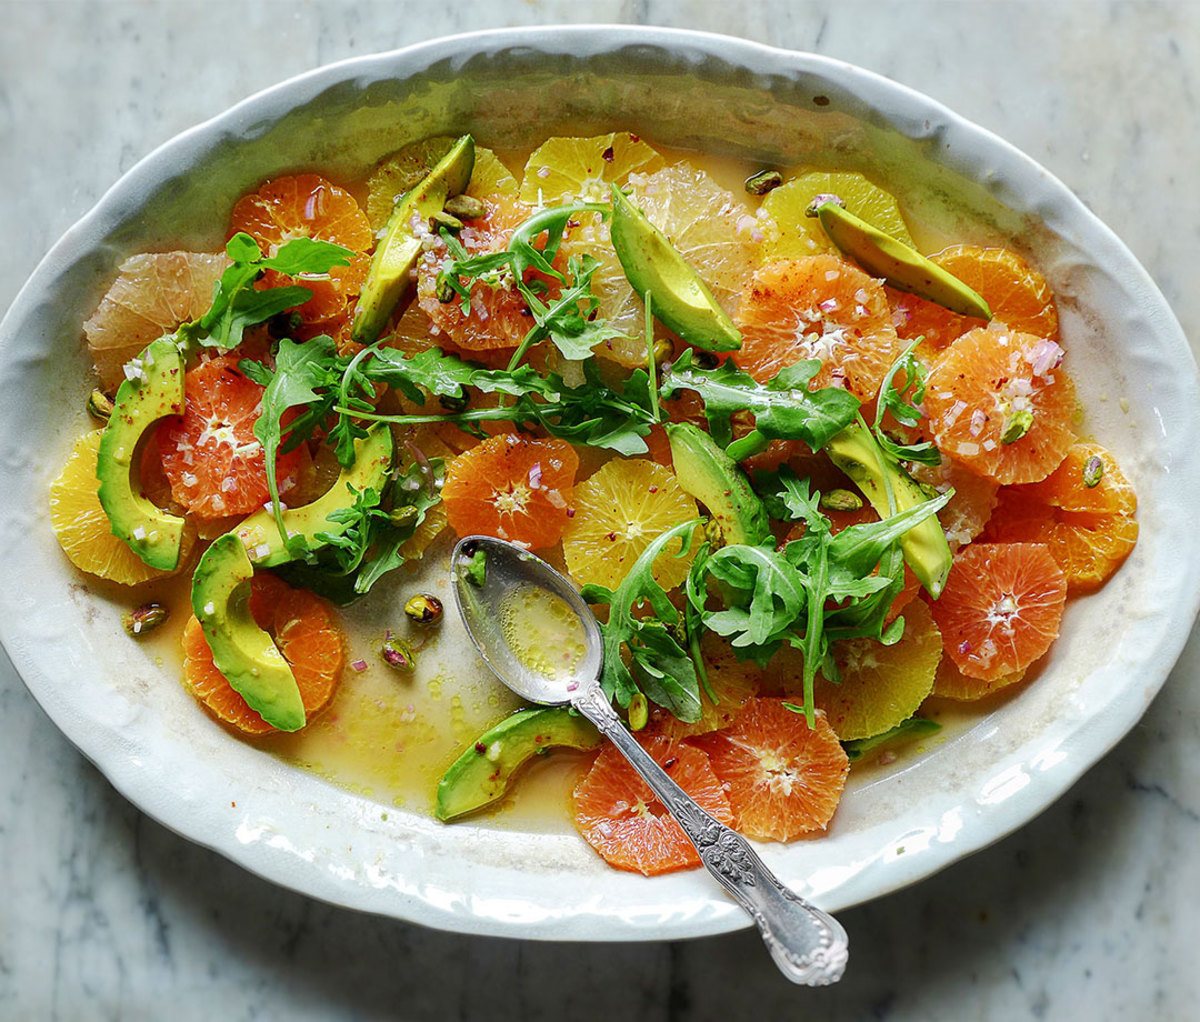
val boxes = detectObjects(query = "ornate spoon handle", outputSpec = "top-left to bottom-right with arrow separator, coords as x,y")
573,688 -> 849,986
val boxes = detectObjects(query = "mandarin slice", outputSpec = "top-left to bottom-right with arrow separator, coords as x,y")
923,327 -> 1076,485
441,433 -> 578,550
931,655 -> 1026,701
926,542 -> 1066,681
733,255 -> 902,403
181,572 -> 343,736
572,735 -> 733,875
690,697 -> 849,842
561,458 -> 698,591
519,132 -> 665,206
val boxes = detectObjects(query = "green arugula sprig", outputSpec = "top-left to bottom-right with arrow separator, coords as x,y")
687,468 -> 951,725
872,339 -> 940,466
182,232 -> 353,351
435,203 -> 626,366
660,349 -> 861,454
580,519 -> 704,723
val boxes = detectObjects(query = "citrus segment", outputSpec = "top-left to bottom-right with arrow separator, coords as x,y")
49,430 -> 196,584
158,355 -> 305,518
441,433 -> 578,549
561,459 -> 698,590
761,170 -> 914,260
813,598 -> 942,741
566,161 -> 769,367
932,245 -> 1058,341
415,194 -> 545,352
366,136 -> 517,231
931,655 -> 1026,701
181,572 -> 343,736
923,327 -> 1076,485
926,542 -> 1066,681
1014,441 -> 1136,516
519,133 -> 665,206
733,255 -> 902,403
84,251 -> 230,392
572,734 -> 733,875
690,697 -> 849,842
909,458 -> 999,551
229,173 -> 373,253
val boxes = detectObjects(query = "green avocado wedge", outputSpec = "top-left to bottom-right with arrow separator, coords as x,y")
436,707 -> 602,821
825,421 -> 953,598
351,134 -> 475,345
96,335 -> 188,570
191,534 -> 306,732
667,422 -> 771,547
811,198 -> 993,321
609,185 -> 742,352
231,427 -> 393,567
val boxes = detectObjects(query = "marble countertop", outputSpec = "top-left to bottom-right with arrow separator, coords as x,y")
3,2 -> 1198,1019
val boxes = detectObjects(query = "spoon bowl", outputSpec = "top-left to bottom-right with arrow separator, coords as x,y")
450,535 -> 850,986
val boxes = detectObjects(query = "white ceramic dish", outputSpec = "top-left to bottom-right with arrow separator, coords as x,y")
2,26 -> 1197,942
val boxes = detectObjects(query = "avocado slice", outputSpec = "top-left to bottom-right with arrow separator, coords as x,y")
436,707 -> 601,821
609,185 -> 742,352
351,134 -> 475,345
96,335 -> 188,570
825,421 -> 952,597
191,533 -> 306,731
811,199 -> 992,320
231,427 -> 393,566
667,422 -> 771,547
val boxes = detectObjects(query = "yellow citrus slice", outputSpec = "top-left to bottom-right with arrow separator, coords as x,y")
812,598 -> 943,741
762,170 -> 914,260
562,458 -> 697,591
84,251 -> 230,392
366,136 -> 518,231
518,132 -> 665,206
49,429 -> 196,585
565,161 -> 770,367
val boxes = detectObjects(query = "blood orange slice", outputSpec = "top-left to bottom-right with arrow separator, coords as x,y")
572,735 -> 733,876
926,542 -> 1066,681
690,697 -> 849,842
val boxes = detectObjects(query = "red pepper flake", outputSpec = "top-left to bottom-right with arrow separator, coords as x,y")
664,757 -> 678,769
648,485 -> 658,493
601,146 -> 615,163
475,741 -> 487,755
629,133 -> 641,143
606,531 -> 617,541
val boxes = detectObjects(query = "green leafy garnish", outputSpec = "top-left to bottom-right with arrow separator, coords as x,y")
581,519 -> 703,722
872,340 -> 940,466
660,349 -> 860,451
462,547 -> 487,587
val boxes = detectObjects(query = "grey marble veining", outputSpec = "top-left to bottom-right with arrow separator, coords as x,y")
2,2 -> 1198,1019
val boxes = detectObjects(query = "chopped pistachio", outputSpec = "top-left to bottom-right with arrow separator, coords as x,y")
651,337 -> 674,366
87,389 -> 115,422
1000,409 -> 1034,445
1082,454 -> 1105,488
820,488 -> 864,512
389,505 -> 418,529
628,692 -> 649,731
444,194 -> 487,220
744,169 -> 783,195
434,271 -> 458,304
404,593 -> 443,625
381,631 -> 416,671
429,210 -> 464,234
123,602 -> 168,638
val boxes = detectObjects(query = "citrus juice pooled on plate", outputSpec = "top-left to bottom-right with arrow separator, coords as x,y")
50,132 -> 1139,875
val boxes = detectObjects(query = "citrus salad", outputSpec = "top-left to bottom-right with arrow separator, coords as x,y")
49,132 -> 1138,877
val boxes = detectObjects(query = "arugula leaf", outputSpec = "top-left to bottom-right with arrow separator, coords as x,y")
580,519 -> 702,722
872,341 -> 941,466
660,349 -> 860,450
243,335 -> 340,543
193,233 -> 353,351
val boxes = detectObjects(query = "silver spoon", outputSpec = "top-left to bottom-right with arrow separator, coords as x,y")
450,535 -> 849,986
